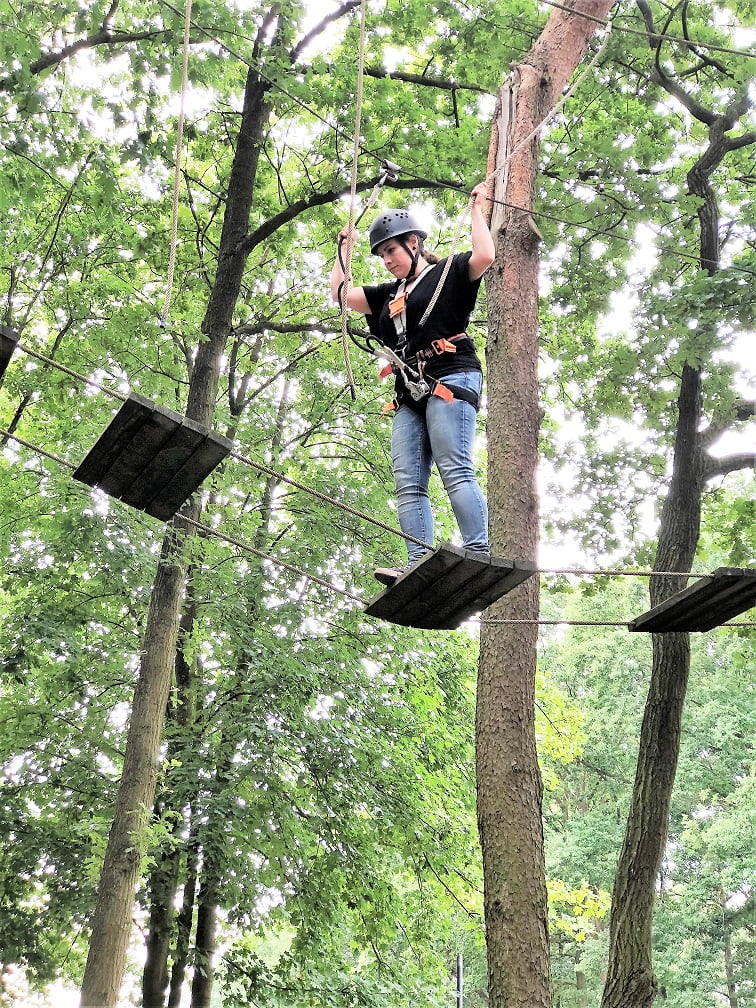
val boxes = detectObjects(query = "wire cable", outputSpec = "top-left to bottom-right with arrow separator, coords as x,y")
480,617 -> 755,627
182,515 -> 364,603
0,427 -> 367,605
133,0 -> 756,284
8,339 -> 435,552
15,345 -> 129,402
229,447 -> 433,552
3,429 -> 754,628
538,0 -> 756,60
1,341 -> 749,581
0,427 -> 735,585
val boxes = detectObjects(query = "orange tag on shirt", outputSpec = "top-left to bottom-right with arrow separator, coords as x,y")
388,292 -> 407,318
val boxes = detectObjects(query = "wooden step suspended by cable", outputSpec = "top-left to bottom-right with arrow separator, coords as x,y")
0,325 -> 20,380
364,543 -> 537,629
73,391 -> 232,521
628,567 -> 756,632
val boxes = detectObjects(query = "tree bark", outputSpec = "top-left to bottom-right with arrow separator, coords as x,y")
80,527 -> 195,1008
189,863 -> 221,1008
142,837 -> 182,1008
477,4 -> 613,1008
79,45 -> 273,1008
142,582 -> 199,1008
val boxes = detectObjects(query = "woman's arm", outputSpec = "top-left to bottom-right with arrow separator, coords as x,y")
467,181 -> 496,281
330,228 -> 371,314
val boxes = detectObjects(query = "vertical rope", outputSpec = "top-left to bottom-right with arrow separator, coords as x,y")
160,0 -> 193,326
339,0 -> 368,398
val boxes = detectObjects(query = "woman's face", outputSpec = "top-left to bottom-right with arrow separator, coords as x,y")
375,234 -> 418,279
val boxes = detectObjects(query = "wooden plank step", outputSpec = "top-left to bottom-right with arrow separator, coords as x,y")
0,325 -> 20,381
628,567 -> 756,632
73,391 -> 232,521
364,543 -> 537,629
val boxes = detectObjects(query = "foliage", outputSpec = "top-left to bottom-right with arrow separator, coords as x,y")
0,0 -> 753,1004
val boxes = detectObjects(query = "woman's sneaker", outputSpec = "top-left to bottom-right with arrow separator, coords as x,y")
374,566 -> 405,586
374,554 -> 429,586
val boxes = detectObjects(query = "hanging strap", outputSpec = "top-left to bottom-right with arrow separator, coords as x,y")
160,0 -> 193,326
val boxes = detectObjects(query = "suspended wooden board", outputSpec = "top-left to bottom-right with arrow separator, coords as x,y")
628,567 -> 756,633
364,543 -> 537,630
73,391 -> 232,521
0,325 -> 20,380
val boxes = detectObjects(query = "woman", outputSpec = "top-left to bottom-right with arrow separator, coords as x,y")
331,181 -> 495,586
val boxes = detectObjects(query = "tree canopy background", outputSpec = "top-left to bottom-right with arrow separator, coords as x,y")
0,0 -> 753,1006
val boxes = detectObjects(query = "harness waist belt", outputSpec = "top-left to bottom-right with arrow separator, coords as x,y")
378,334 -> 469,380
382,380 -> 480,414
408,333 -> 468,365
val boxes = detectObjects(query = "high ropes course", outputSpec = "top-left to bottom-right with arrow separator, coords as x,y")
1,1 -> 754,631
2,327 -> 755,632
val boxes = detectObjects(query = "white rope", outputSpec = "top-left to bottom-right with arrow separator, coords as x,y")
339,0 -> 369,397
160,0 -> 193,325
423,27 -> 613,327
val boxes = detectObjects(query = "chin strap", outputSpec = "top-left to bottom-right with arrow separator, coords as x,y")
398,236 -> 421,279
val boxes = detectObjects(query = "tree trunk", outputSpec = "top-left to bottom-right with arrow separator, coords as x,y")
168,820 -> 200,1008
142,582 -> 199,1008
80,527 -> 196,1008
142,837 -> 182,1008
600,89 -> 754,1008
79,50 -> 272,1008
189,867 -> 221,1008
478,5 -> 613,1007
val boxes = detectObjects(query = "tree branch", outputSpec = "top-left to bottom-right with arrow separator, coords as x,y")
235,175 -> 445,256
637,0 -> 718,126
649,64 -> 718,126
0,28 -> 170,92
700,398 -> 756,447
704,452 -> 756,480
727,130 -> 756,151
290,0 -> 360,63
363,65 -> 490,95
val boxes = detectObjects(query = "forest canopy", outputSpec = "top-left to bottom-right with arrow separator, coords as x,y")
0,0 -> 753,1006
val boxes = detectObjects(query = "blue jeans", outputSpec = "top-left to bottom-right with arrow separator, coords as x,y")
391,370 -> 489,565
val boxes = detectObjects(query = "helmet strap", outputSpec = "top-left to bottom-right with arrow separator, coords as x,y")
399,235 -> 421,278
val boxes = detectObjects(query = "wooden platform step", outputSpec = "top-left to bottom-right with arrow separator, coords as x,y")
364,543 -> 537,629
73,392 -> 232,521
0,325 -> 20,381
628,567 -> 756,633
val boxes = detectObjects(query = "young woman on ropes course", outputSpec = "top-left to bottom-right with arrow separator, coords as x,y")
330,180 -> 495,586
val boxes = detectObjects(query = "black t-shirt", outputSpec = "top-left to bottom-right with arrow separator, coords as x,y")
363,251 -> 483,382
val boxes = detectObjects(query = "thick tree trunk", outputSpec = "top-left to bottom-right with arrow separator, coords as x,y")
601,370 -> 703,1008
80,527 -> 196,1008
722,907 -> 739,1008
79,55 -> 272,1008
478,5 -> 612,1007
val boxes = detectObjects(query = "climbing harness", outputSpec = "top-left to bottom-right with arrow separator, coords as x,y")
372,247 -> 480,413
